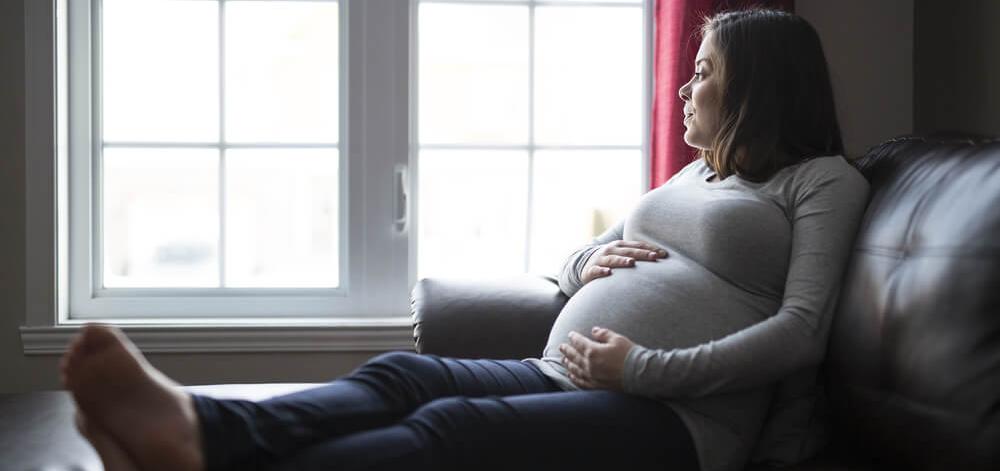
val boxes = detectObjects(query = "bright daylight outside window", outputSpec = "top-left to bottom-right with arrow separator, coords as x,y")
417,0 -> 647,279
100,0 -> 339,290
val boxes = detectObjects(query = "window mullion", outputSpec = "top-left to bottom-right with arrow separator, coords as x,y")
92,0 -> 105,296
524,1 -> 535,273
218,0 -> 227,288
353,0 -> 412,316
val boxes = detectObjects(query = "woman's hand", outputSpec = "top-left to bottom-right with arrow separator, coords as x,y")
580,240 -> 668,285
559,327 -> 636,391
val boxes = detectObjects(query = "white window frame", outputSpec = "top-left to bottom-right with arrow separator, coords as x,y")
21,0 -> 652,353
68,0 -> 358,319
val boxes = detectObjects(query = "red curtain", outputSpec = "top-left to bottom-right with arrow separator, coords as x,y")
650,0 -> 794,189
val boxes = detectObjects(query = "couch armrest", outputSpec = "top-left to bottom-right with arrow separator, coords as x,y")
410,276 -> 568,360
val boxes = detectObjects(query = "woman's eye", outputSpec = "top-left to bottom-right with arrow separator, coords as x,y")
693,72 -> 704,80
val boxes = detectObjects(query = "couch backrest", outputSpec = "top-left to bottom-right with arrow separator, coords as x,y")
826,136 -> 1000,470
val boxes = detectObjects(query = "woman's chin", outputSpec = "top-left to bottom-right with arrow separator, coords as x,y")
682,132 -> 709,150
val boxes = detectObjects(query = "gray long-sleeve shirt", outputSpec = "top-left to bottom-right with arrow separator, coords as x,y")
523,155 -> 869,471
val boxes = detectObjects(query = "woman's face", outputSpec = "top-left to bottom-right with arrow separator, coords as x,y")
679,33 -> 723,150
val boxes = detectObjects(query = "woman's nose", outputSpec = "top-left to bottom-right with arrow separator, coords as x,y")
678,80 -> 691,101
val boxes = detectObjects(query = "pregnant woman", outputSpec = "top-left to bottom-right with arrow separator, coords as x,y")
61,8 -> 869,471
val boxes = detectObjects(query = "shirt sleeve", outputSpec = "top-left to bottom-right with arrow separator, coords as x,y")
557,220 -> 624,297
622,160 -> 871,399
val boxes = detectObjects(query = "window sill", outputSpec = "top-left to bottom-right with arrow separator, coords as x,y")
19,317 -> 416,355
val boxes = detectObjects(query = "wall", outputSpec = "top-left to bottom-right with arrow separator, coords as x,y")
797,0 -> 915,158
914,0 -> 1000,136
0,0 -> 33,393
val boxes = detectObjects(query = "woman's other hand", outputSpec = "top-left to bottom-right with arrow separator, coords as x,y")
559,327 -> 636,391
580,240 -> 668,285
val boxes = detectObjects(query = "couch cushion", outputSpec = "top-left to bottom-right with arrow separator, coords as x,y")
826,136 -> 1000,470
0,391 -> 100,471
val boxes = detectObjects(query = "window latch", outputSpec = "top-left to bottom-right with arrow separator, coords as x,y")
393,164 -> 409,234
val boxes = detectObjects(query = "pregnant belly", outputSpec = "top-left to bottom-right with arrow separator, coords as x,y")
542,254 -> 781,359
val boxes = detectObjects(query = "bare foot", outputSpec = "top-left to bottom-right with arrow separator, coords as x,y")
62,324 -> 204,471
75,412 -> 139,471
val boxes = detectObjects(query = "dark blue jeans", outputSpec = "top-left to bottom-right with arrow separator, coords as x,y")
193,351 -> 699,471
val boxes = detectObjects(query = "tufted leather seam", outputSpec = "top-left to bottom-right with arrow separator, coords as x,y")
894,150 -> 976,259
860,150 -> 994,255
879,255 -> 904,373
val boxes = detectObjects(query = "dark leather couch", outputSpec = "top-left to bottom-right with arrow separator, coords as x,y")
411,136 -> 1000,470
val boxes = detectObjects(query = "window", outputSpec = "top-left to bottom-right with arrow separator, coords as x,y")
62,0 -> 367,319
416,0 -> 648,279
99,0 -> 341,290
28,0 -> 649,328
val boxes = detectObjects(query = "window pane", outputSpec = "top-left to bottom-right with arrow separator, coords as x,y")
102,0 -> 219,142
535,6 -> 643,145
530,150 -> 642,275
418,150 -> 529,278
225,149 -> 339,288
103,148 -> 219,288
419,4 -> 529,145
226,1 -> 339,144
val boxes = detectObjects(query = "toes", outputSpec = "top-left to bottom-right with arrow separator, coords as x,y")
63,326 -> 122,396
79,324 -> 120,353
63,335 -> 84,369
62,354 -> 78,389
62,334 -> 89,387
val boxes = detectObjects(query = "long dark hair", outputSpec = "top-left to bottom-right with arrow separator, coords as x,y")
698,9 -> 843,182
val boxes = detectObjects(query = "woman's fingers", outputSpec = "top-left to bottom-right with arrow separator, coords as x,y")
567,331 -> 597,353
615,240 -> 668,254
580,240 -> 668,285
562,335 -> 617,390
569,372 -> 598,389
563,355 -> 587,379
560,342 -> 586,369
560,343 -> 591,376
581,265 -> 611,283
597,254 -> 636,268
608,245 -> 667,261
560,343 -> 597,389
596,249 -> 664,269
